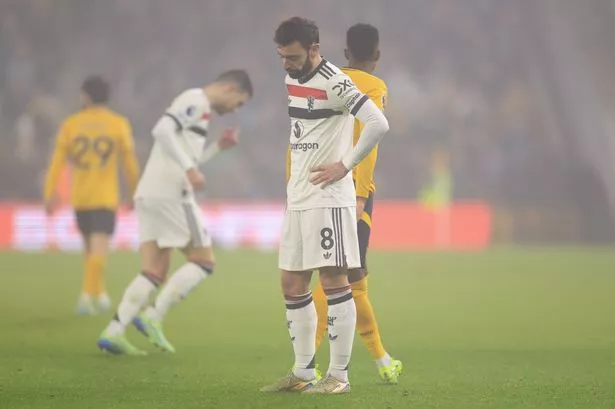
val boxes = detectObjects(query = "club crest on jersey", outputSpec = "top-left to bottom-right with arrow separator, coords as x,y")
186,105 -> 196,116
293,120 -> 304,138
307,95 -> 315,112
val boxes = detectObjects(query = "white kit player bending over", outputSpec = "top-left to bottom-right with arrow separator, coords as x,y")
98,70 -> 253,355
262,18 -> 389,394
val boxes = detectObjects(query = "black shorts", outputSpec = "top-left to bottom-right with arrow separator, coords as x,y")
357,193 -> 374,269
75,208 -> 116,236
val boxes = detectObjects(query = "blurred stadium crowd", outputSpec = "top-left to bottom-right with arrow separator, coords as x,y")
1,0 -> 614,241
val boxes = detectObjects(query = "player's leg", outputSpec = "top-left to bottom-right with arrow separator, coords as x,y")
75,210 -> 97,315
98,200 -> 172,355
305,267 -> 355,394
261,269 -> 319,392
262,210 -> 320,392
144,202 -> 215,323
352,195 -> 403,383
86,209 -> 116,312
142,245 -> 214,323
136,203 -> 215,353
98,240 -> 171,355
312,279 -> 328,350
131,200 -> 211,352
304,208 -> 358,395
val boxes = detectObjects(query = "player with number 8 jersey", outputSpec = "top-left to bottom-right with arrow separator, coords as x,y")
282,47 -> 384,274
262,17 -> 389,395
44,76 -> 140,315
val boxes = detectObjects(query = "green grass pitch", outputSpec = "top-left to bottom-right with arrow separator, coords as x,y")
1,248 -> 615,408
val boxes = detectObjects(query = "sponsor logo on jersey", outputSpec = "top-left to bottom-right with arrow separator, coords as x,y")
289,142 -> 319,152
323,251 -> 332,260
332,79 -> 355,97
293,120 -> 304,138
328,333 -> 338,341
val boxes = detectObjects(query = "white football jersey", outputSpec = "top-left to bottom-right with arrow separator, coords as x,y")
135,88 -> 211,200
286,59 -> 370,210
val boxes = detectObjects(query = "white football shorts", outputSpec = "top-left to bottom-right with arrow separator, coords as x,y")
135,198 -> 212,249
278,206 -> 360,271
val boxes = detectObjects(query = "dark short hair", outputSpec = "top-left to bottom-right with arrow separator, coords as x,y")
216,69 -> 253,97
274,17 -> 319,50
347,23 -> 379,62
82,75 -> 110,104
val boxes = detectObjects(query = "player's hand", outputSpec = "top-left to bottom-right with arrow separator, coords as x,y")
44,195 -> 60,216
44,201 -> 55,216
356,196 -> 367,220
186,168 -> 206,190
309,161 -> 350,188
218,127 -> 240,151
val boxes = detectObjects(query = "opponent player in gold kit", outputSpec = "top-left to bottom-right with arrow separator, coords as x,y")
44,76 -> 140,314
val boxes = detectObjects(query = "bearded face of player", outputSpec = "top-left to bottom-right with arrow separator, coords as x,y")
278,41 -> 319,79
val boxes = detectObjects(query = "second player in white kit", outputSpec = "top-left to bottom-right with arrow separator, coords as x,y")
135,88 -> 215,249
98,70 -> 253,356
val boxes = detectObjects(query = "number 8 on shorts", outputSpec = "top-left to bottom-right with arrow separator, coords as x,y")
278,207 -> 361,272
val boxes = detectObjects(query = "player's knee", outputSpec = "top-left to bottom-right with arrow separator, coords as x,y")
348,268 -> 366,284
189,259 -> 215,276
350,273 -> 368,296
140,270 -> 165,287
281,270 -> 310,296
141,258 -> 167,280
319,268 -> 349,289
88,233 -> 110,255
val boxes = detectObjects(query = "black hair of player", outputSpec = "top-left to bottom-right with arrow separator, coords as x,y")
274,17 -> 319,50
347,23 -> 379,62
216,69 -> 254,97
81,75 -> 110,104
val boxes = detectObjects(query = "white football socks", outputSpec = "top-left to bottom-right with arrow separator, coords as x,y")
145,262 -> 211,322
285,292 -> 317,381
325,286 -> 357,383
105,273 -> 159,336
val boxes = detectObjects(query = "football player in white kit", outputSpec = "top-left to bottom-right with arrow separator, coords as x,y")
261,18 -> 389,394
98,70 -> 253,355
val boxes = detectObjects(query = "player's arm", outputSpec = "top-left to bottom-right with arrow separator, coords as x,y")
354,86 -> 387,199
152,104 -> 205,189
341,92 -> 388,171
43,121 -> 70,213
152,90 -> 207,188
152,103 -> 196,172
118,118 -> 140,198
310,75 -> 389,188
198,128 -> 240,165
152,115 -> 204,189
